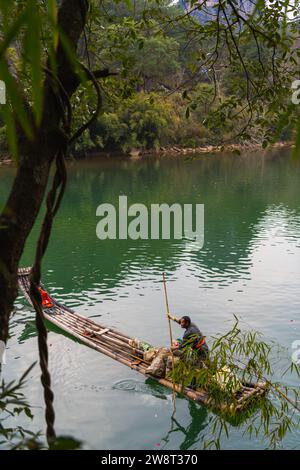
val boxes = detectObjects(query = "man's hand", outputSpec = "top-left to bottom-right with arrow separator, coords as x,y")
168,314 -> 180,324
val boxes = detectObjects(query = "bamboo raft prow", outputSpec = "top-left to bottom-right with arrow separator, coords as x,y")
17,268 -> 267,413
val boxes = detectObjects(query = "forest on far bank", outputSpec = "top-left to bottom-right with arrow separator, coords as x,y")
1,0 -> 300,158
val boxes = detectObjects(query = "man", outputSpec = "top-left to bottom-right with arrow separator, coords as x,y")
169,315 -> 209,360
145,315 -> 208,380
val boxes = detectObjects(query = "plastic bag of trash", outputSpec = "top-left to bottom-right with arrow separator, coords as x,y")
145,348 -> 169,378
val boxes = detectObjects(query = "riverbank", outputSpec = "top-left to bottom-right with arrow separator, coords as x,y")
82,140 -> 293,160
0,140 -> 293,165
138,140 -> 293,158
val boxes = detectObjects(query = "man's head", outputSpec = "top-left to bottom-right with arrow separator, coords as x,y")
180,316 -> 191,329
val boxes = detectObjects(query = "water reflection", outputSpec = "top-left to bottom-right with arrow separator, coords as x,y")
12,149 -> 299,299
161,401 -> 208,450
112,376 -> 210,450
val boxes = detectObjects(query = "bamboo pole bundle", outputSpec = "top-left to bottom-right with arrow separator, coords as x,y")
55,313 -> 145,358
162,273 -> 176,408
17,285 -> 143,364
55,303 -> 134,345
45,310 -> 147,368
54,313 -> 148,367
64,307 -> 132,341
18,272 -> 132,344
55,315 -> 130,353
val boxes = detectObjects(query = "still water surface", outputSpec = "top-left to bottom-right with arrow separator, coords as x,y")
1,150 -> 300,449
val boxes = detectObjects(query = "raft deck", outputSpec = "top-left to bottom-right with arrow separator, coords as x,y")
18,268 -> 267,413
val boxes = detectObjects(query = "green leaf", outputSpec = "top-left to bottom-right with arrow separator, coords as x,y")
24,0 -> 43,126
47,0 -> 59,50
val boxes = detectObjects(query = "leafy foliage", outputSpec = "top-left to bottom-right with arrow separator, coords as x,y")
169,317 -> 300,449
1,0 -> 300,157
69,0 -> 300,153
92,92 -> 174,151
0,363 -> 83,450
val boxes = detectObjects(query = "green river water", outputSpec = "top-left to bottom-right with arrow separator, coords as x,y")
0,149 -> 300,450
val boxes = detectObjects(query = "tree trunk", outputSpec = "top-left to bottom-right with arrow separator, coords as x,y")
0,0 -> 89,343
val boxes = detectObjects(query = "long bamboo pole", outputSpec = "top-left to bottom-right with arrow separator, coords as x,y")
162,272 -> 176,409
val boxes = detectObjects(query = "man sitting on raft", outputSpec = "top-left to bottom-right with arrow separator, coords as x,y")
145,315 -> 208,379
169,314 -> 209,361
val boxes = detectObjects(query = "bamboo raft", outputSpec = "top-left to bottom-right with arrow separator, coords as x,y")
18,267 -> 267,413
